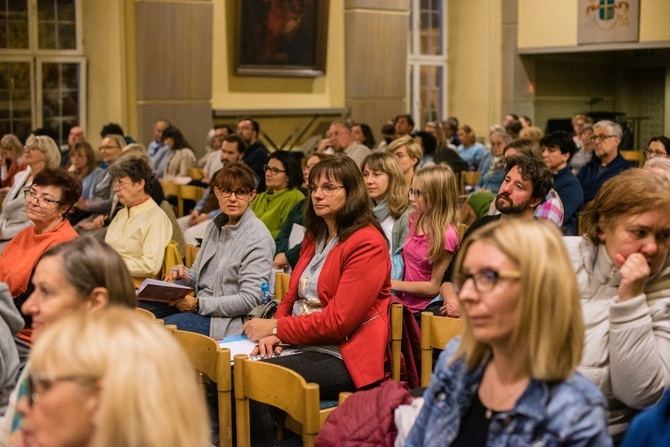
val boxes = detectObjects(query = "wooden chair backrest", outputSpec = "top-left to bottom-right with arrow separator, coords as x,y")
420,312 -> 464,387
173,329 -> 232,447
186,244 -> 200,268
178,185 -> 206,217
135,307 -> 156,320
234,354 -> 320,447
275,271 -> 291,301
391,303 -> 403,381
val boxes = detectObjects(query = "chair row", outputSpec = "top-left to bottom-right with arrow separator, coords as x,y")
160,181 -> 206,218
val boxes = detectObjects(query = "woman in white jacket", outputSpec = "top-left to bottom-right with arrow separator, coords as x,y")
564,168 -> 670,443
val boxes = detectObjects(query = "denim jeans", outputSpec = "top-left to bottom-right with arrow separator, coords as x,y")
139,301 -> 211,336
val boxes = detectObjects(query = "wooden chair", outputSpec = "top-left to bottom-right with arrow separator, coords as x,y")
174,329 -> 233,447
185,244 -> 200,268
460,171 -> 480,194
160,180 -> 180,198
178,184 -> 206,218
234,354 -> 321,447
135,307 -> 156,320
620,149 -> 645,167
420,312 -> 464,387
160,240 -> 182,279
391,303 -> 403,381
188,167 -> 205,181
457,222 -> 469,241
275,271 -> 291,301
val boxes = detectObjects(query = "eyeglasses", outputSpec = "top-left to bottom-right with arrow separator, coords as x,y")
98,145 -> 120,151
216,188 -> 251,199
23,146 -> 42,152
112,180 -> 132,191
24,189 -> 61,207
589,135 -> 616,143
28,374 -> 97,408
263,165 -> 286,175
645,150 -> 667,158
408,188 -> 422,198
306,184 -> 345,196
453,268 -> 521,293
214,133 -> 227,140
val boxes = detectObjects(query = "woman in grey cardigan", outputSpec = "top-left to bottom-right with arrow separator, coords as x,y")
151,163 -> 274,339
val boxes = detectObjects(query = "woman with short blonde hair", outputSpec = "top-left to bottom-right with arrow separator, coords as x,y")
387,135 -> 423,187
407,219 -> 610,445
20,308 -> 209,447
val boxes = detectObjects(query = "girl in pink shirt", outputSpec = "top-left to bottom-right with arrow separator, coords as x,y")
392,165 -> 460,316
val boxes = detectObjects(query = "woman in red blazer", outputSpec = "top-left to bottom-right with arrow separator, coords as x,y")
244,156 -> 391,398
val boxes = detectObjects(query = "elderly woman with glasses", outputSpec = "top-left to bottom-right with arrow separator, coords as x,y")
0,135 -> 61,253
149,163 -> 274,339
406,220 -> 611,446
251,150 -> 305,238
0,167 -> 81,363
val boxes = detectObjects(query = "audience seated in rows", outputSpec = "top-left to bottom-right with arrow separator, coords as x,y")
0,135 -> 61,254
456,125 -> 487,170
104,156 -> 172,281
251,150 -> 304,238
67,141 -> 102,202
147,164 -> 274,339
0,237 -> 137,443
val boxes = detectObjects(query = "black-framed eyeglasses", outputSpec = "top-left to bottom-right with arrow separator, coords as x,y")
306,184 -> 345,197
408,188 -> 422,198
216,188 -> 251,199
453,268 -> 521,293
28,374 -> 97,408
263,165 -> 286,175
24,189 -> 61,208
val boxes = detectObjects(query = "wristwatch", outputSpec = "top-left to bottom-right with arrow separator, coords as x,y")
272,320 -> 278,335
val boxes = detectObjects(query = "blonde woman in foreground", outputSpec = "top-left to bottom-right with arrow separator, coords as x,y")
17,308 -> 209,447
406,220 -> 611,446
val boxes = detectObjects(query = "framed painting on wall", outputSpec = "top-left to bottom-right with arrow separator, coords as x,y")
235,0 -> 329,77
578,0 -> 639,45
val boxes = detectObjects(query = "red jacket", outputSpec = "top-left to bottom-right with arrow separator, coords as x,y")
275,225 -> 391,388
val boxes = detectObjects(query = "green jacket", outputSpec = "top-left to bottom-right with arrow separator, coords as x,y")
251,188 -> 305,238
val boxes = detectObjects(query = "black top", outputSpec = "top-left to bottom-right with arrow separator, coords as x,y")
442,215 -> 501,283
450,390 -> 495,447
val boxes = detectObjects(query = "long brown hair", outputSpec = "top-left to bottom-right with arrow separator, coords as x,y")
304,157 -> 385,243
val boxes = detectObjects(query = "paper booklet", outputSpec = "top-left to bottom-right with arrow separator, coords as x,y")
136,278 -> 193,302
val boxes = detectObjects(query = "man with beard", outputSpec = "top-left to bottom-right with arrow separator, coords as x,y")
436,155 -> 553,317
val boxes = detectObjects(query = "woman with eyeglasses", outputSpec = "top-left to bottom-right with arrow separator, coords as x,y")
15,309 -> 209,447
391,165 -> 460,321
565,168 -> 670,443
0,135 -> 61,253
646,135 -> 670,160
0,237 -> 137,445
405,219 -> 611,446
244,156 -> 391,403
149,163 -> 274,339
250,150 -> 305,238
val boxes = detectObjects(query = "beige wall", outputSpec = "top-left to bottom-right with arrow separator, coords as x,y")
519,0 -> 670,49
447,0 -> 502,141
82,0 -> 127,147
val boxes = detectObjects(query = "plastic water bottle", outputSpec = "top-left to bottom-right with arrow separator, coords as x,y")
261,282 -> 271,304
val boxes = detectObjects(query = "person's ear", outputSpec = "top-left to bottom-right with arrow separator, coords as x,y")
85,287 -> 109,312
529,196 -> 542,209
248,190 -> 257,201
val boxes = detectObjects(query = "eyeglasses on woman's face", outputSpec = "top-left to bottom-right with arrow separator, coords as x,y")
408,188 -> 422,198
453,268 -> 521,293
306,184 -> 344,197
216,188 -> 251,199
28,373 -> 97,408
24,189 -> 61,208
263,165 -> 286,176
645,149 -> 668,158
